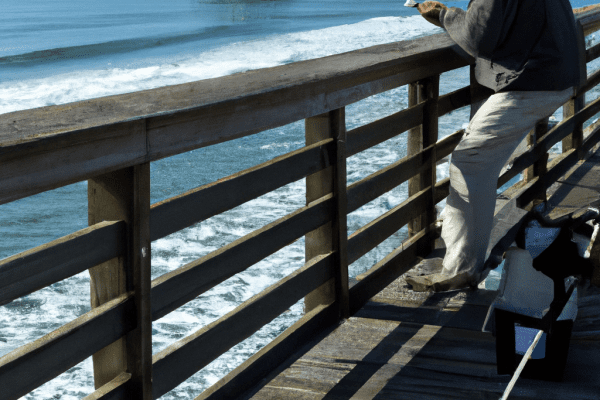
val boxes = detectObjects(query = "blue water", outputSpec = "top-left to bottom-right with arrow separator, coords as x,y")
2,0 -> 600,398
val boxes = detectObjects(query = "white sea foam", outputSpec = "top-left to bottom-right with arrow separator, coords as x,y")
0,16 -> 439,115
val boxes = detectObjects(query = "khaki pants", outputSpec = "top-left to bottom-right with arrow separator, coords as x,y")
437,86 -> 574,290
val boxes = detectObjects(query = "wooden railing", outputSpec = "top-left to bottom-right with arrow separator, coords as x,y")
2,4 -> 600,400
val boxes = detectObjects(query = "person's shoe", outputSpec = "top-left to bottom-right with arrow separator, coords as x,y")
405,275 -> 434,292
406,272 -> 477,293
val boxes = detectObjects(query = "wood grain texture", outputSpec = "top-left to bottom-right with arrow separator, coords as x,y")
346,102 -> 423,158
82,372 -> 131,400
347,145 -> 432,214
151,193 -> 334,321
0,293 -> 135,400
0,33 -> 471,207
150,138 -> 335,241
348,186 -> 431,265
0,220 -> 125,305
152,254 -> 336,398
197,302 -> 338,400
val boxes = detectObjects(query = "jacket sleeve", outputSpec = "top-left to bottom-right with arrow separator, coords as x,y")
438,0 -> 506,59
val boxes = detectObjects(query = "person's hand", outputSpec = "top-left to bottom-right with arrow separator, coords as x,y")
417,1 -> 448,28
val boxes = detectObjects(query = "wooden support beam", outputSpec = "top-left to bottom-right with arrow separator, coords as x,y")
0,220 -> 125,305
304,109 -> 349,318
407,76 -> 439,259
524,118 -> 550,207
88,163 -> 152,399
151,193 -> 333,321
564,21 -> 587,157
150,138 -> 334,241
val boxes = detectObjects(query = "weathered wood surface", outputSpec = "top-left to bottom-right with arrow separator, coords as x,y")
237,145 -> 600,400
151,193 -> 333,321
82,372 -> 131,400
245,267 -> 600,400
197,302 -> 339,400
152,253 -> 336,398
0,220 -> 125,305
0,33 -> 472,206
0,294 -> 136,400
150,138 -> 334,241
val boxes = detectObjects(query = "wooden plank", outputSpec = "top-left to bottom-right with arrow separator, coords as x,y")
576,4 -> 600,36
348,186 -> 431,265
499,94 -> 600,188
196,302 -> 338,400
349,222 -> 440,315
579,66 -> 600,95
0,120 -> 147,206
420,76 -> 439,257
127,163 -> 153,399
347,145 -> 432,214
152,254 -> 336,398
82,372 -> 131,400
331,108 -> 350,319
0,5 -> 597,208
586,42 -> 600,63
0,33 -> 471,207
0,220 -> 125,305
150,139 -> 334,241
564,22 -> 587,155
407,82 -> 422,238
88,165 -> 153,398
0,293 -> 136,400
151,193 -> 334,321
304,113 -> 337,313
436,129 -> 463,161
437,86 -> 470,117
346,102 -> 423,157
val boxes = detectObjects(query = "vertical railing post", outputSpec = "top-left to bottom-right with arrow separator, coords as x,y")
304,108 -> 349,319
88,122 -> 152,399
407,76 -> 439,255
524,119 -> 549,206
407,82 -> 422,238
563,21 -> 587,158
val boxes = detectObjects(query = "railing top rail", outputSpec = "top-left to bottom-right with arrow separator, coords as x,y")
0,5 -> 599,207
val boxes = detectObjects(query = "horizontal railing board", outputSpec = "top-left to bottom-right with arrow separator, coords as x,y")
437,86 -> 470,117
82,372 -> 132,400
196,301 -> 339,400
436,129 -> 464,161
347,146 -> 433,214
0,5 -> 596,207
0,293 -> 136,400
349,222 -> 441,315
0,221 -> 125,305
346,102 -> 424,157
346,131 -> 461,216
152,253 -> 335,398
578,4 -> 600,35
579,67 -> 600,95
0,120 -> 148,206
347,186 -> 431,265
150,138 -> 334,241
150,193 -> 334,321
587,42 -> 600,63
0,35 -> 472,207
498,92 -> 600,187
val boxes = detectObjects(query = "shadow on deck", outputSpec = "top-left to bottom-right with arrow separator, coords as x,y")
242,150 -> 600,400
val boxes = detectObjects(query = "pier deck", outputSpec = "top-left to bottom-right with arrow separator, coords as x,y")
243,148 -> 600,400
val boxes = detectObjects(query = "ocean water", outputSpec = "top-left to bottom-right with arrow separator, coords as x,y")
2,0 -> 600,398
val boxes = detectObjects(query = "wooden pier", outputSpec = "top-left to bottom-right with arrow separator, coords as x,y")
2,4 -> 600,400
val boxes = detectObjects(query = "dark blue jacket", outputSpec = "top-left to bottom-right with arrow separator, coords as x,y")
439,0 -> 586,92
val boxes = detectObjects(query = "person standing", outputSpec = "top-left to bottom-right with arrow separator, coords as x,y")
406,0 -> 586,291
